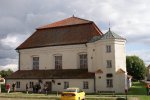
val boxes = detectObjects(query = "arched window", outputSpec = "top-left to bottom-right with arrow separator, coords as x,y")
78,53 -> 88,69
54,54 -> 62,69
32,56 -> 39,70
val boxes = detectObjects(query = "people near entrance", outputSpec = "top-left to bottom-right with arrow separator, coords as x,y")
44,83 -> 48,95
6,83 -> 10,93
32,84 -> 36,93
12,82 -> 16,92
35,84 -> 38,93
38,83 -> 42,93
26,83 -> 29,94
33,83 -> 41,93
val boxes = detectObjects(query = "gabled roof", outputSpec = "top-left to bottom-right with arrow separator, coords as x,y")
37,16 -> 92,29
95,69 -> 103,74
100,28 -> 125,40
16,16 -> 103,50
6,69 -> 95,79
116,68 -> 126,74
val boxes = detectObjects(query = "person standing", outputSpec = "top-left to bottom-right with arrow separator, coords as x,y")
26,83 -> 29,94
6,84 -> 10,93
44,83 -> 48,95
12,82 -> 16,92
32,84 -> 35,93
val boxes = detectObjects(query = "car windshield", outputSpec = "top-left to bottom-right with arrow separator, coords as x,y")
64,88 -> 77,92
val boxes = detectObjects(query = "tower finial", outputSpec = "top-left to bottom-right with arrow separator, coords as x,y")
109,21 -> 111,31
73,9 -> 77,17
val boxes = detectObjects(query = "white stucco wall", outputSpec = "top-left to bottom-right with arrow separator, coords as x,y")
6,79 -> 94,93
95,72 -> 126,93
87,39 -> 119,73
114,40 -> 126,71
87,39 -> 126,93
16,37 -> 126,93
19,44 -> 87,70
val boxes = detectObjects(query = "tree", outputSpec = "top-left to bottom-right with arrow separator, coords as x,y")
0,69 -> 13,78
126,55 -> 146,80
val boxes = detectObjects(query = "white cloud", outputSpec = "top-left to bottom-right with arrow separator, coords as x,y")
0,64 -> 18,71
1,0 -> 150,70
1,35 -> 17,48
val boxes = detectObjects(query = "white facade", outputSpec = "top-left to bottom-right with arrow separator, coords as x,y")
6,36 -> 127,93
19,44 -> 87,70
7,79 -> 94,93
87,39 -> 127,93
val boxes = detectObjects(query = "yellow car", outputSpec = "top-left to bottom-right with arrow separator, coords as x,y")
61,87 -> 85,100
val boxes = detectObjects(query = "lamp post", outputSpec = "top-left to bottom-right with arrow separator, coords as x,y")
125,89 -> 128,100
125,72 -> 128,100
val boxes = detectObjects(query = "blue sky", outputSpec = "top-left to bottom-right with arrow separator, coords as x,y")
0,0 -> 150,71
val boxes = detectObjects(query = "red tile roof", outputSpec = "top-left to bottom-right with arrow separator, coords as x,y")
16,16 -> 103,50
37,16 -> 92,29
6,69 -> 95,79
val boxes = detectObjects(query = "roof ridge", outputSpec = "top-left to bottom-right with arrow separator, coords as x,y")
72,16 -> 92,22
37,16 -> 93,29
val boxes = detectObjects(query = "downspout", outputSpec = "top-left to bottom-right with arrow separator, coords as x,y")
16,50 -> 20,70
94,76 -> 96,93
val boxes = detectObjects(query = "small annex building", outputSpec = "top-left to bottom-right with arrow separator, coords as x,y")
6,16 -> 127,93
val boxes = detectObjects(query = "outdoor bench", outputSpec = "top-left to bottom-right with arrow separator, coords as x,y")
98,91 -> 115,95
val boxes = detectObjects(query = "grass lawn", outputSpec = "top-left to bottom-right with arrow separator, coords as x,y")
0,82 -> 150,100
128,81 -> 150,100
128,82 -> 147,95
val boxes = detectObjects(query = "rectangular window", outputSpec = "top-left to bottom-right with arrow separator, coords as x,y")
29,82 -> 34,88
83,81 -> 89,89
16,81 -> 20,88
55,56 -> 62,69
33,57 -> 39,70
106,45 -> 111,53
80,54 -> 88,69
106,79 -> 113,88
107,60 -> 112,68
64,82 -> 69,89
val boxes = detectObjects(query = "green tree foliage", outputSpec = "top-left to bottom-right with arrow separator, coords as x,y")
0,69 -> 13,78
126,55 -> 146,80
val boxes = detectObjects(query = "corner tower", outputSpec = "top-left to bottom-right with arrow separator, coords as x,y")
87,28 -> 127,93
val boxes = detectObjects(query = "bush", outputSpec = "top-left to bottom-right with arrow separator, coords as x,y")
1,84 -> 6,92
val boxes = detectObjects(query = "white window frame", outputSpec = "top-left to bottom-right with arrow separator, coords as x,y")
32,56 -> 39,70
106,45 -> 111,53
83,81 -> 89,89
106,60 -> 112,68
29,82 -> 34,88
54,55 -> 62,69
79,53 -> 88,69
16,81 -> 20,88
64,82 -> 69,89
106,79 -> 113,88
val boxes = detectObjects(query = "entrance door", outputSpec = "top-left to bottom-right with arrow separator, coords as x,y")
46,81 -> 52,93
